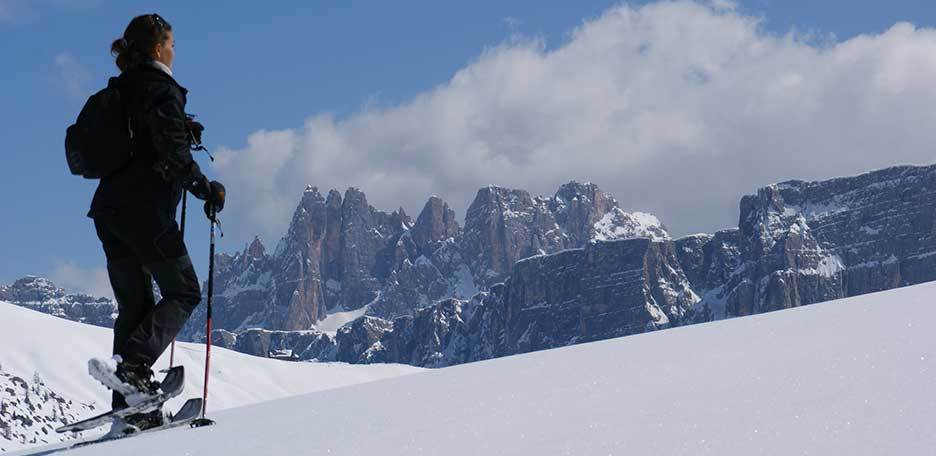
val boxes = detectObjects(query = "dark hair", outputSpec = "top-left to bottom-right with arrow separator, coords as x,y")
111,13 -> 173,72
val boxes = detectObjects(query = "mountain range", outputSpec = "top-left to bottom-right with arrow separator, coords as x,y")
5,163 -> 935,368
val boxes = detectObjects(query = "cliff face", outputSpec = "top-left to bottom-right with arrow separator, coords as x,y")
678,164 -> 936,321
185,181 -> 663,340
461,182 -> 669,288
500,238 -> 696,354
219,238 -> 698,368
207,164 -> 936,368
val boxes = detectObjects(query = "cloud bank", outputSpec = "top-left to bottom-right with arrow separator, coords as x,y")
214,1 -> 936,244
50,260 -> 113,299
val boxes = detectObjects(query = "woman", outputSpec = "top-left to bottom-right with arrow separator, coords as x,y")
87,13 -> 225,434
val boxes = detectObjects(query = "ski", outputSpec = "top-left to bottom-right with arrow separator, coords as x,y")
56,365 -> 185,433
70,398 -> 205,449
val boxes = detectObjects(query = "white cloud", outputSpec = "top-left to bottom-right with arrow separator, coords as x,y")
50,260 -> 113,299
214,1 -> 936,244
52,52 -> 92,100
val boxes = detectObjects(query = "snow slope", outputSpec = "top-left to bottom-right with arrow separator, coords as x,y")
16,281 -> 936,455
0,302 -> 420,452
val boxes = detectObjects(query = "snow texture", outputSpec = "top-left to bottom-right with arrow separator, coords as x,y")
314,305 -> 371,335
0,302 -> 420,453
14,281 -> 936,455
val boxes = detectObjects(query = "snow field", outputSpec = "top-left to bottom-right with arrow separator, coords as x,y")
16,281 -> 936,455
0,302 -> 420,452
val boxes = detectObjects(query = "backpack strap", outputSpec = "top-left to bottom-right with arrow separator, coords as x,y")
102,75 -> 140,176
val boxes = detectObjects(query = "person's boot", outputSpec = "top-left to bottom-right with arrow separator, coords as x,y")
101,408 -> 166,439
88,355 -> 161,406
124,407 -> 167,431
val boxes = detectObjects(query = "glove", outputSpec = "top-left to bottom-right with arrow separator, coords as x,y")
203,180 -> 226,220
188,175 -> 212,201
185,115 -> 205,146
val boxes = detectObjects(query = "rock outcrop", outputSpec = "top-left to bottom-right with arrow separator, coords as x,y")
461,182 -> 669,287
216,237 -> 698,368
0,368 -> 96,452
185,181 -> 662,340
0,277 -> 115,328
679,164 -> 936,321
208,163 -> 936,369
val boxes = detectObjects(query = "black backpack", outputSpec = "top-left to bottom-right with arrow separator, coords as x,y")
65,77 -> 135,179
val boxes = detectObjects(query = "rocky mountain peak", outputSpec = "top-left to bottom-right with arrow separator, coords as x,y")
553,181 -> 613,207
301,185 -> 325,206
246,236 -> 266,258
1,276 -> 66,303
462,185 -> 562,285
461,182 -> 672,286
325,189 -> 343,207
341,187 -> 369,216
551,181 -> 618,244
0,277 -> 115,328
468,186 -> 537,215
412,196 -> 461,256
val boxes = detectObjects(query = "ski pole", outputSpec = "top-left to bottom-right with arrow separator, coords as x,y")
169,190 -> 187,369
194,204 -> 218,426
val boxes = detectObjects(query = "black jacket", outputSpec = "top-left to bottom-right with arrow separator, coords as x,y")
88,63 -> 208,217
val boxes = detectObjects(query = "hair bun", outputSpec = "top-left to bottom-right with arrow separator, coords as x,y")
111,37 -> 129,53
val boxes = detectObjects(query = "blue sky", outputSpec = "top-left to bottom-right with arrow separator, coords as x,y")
1,0 -> 935,294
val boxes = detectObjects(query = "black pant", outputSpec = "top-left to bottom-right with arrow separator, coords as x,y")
94,205 -> 202,409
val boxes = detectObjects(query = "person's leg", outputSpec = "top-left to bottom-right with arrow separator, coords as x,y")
124,255 -> 201,365
93,218 -> 157,409
105,206 -> 202,367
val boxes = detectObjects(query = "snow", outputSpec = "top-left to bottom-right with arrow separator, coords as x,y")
446,261 -> 480,300
592,209 -> 670,242
786,199 -> 849,220
15,281 -> 936,455
803,254 -> 846,278
314,304 -> 371,335
859,226 -> 882,236
630,211 -> 662,227
0,302 -> 419,452
908,250 -> 936,260
592,212 -> 623,241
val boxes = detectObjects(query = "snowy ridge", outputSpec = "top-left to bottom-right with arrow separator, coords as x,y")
15,281 -> 936,455
0,302 -> 420,453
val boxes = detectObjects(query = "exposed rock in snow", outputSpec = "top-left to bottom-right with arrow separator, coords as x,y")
0,369 -> 96,451
0,277 -> 116,329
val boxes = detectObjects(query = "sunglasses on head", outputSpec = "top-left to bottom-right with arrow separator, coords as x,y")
151,13 -> 166,32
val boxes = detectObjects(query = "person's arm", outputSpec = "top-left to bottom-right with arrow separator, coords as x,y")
146,87 -> 211,200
